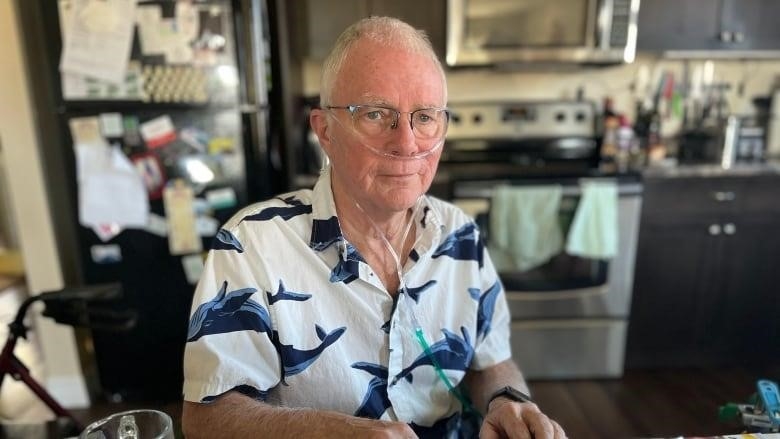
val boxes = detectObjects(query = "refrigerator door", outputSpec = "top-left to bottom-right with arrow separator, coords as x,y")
44,0 -> 273,401
67,106 -> 249,401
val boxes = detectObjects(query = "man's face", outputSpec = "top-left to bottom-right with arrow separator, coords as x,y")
311,39 -> 446,216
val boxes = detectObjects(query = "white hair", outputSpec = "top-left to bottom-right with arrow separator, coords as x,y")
319,16 -> 446,107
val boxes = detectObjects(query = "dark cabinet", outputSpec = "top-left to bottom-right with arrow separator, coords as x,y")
637,0 -> 780,53
301,0 -> 446,60
626,174 -> 780,368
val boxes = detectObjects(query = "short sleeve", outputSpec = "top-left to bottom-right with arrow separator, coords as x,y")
182,224 -> 281,403
469,246 -> 512,370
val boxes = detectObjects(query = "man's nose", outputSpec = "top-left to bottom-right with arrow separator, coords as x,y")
387,113 -> 419,156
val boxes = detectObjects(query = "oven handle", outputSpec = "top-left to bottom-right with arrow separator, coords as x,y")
505,283 -> 610,301
454,181 -> 644,198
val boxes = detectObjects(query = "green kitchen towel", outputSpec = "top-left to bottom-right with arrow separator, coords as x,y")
489,185 -> 563,272
565,180 -> 618,259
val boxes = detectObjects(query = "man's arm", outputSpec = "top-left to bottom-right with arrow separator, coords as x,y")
464,360 -> 566,438
182,391 -> 417,439
463,358 -> 529,413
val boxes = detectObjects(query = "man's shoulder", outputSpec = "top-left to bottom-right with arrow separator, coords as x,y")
221,189 -> 315,232
425,195 -> 476,229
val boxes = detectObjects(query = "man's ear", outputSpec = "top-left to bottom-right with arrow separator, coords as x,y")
310,109 -> 333,156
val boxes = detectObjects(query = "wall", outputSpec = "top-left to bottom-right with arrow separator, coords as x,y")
0,140 -> 19,249
0,0 -> 89,411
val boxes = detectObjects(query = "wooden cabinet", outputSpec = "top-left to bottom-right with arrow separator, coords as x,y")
301,0 -> 446,60
626,174 -> 780,368
637,0 -> 780,53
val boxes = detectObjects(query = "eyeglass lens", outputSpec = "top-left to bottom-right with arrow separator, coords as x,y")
349,106 -> 448,139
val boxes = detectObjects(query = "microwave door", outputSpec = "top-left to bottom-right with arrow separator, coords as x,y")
446,0 -> 637,66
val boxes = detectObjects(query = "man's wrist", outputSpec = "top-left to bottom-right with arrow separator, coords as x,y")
486,386 -> 534,412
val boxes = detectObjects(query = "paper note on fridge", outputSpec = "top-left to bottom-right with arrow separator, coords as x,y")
59,0 -> 137,84
99,113 -> 124,137
140,115 -> 177,148
76,142 -> 149,229
163,180 -> 202,255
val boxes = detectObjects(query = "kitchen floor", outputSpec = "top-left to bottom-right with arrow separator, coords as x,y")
68,366 -> 780,438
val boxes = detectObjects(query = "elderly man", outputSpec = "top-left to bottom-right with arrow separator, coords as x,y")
182,16 -> 565,438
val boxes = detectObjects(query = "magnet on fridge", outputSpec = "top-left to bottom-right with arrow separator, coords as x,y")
69,116 -> 104,144
163,179 -> 202,255
131,152 -> 166,199
92,222 -> 122,242
180,127 -> 209,152
192,198 -> 211,215
207,137 -> 234,154
140,115 -> 177,149
99,112 -> 124,138
181,253 -> 205,285
90,244 -> 122,264
205,187 -> 237,210
145,213 -> 168,237
196,215 -> 219,237
123,115 -> 142,147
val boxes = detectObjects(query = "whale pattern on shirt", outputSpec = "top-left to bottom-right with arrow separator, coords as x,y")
187,280 -> 345,386
432,223 -> 484,268
211,229 -> 244,252
468,280 -> 502,341
352,362 -> 391,419
391,327 -> 474,385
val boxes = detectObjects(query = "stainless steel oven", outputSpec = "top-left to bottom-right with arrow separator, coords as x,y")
439,100 -> 643,379
453,178 -> 642,379
446,0 -> 641,66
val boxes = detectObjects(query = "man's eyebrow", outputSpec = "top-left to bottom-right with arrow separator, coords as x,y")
356,96 -> 445,109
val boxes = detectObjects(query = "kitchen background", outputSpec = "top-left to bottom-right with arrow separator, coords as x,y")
1,0 -> 779,436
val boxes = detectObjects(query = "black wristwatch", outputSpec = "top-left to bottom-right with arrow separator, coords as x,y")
487,386 -> 534,410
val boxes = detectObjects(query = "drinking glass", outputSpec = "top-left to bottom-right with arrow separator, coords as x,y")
79,409 -> 174,439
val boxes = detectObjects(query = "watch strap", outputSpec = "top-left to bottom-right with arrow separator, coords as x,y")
487,386 -> 534,411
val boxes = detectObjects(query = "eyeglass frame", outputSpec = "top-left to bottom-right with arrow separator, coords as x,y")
324,104 -> 451,140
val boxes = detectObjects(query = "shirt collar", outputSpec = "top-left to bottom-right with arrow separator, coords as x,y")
308,166 -> 343,251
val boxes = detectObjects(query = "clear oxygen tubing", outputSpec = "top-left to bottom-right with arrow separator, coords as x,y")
327,112 -> 445,160
352,196 -> 477,415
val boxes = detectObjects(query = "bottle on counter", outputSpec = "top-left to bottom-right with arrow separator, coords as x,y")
646,110 -> 667,164
616,115 -> 636,172
599,97 -> 620,171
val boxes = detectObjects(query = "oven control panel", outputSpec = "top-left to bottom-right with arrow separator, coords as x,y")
446,101 -> 596,140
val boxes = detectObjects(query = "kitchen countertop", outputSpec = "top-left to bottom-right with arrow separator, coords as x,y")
643,159 -> 780,178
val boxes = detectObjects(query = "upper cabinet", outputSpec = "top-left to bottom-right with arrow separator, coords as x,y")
637,0 -> 780,55
303,0 -> 446,61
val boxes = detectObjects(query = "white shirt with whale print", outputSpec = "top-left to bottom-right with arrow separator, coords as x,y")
183,166 -> 511,435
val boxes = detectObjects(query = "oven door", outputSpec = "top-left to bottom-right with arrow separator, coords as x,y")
453,178 -> 643,378
454,178 -> 642,318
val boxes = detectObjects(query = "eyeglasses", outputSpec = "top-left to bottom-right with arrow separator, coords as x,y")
325,104 -> 450,141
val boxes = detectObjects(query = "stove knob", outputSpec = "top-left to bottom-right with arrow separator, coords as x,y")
555,112 -> 566,122
576,112 -> 587,122
472,113 -> 483,124
450,113 -> 461,124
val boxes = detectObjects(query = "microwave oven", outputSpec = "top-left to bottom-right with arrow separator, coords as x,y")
446,0 -> 641,67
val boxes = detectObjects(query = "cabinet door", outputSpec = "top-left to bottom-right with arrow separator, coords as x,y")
638,0 -> 780,52
367,0 -> 446,59
637,0 -> 725,51
721,219 -> 780,362
720,0 -> 780,50
303,0 -> 446,60
305,0 -> 369,59
626,220 -> 724,368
